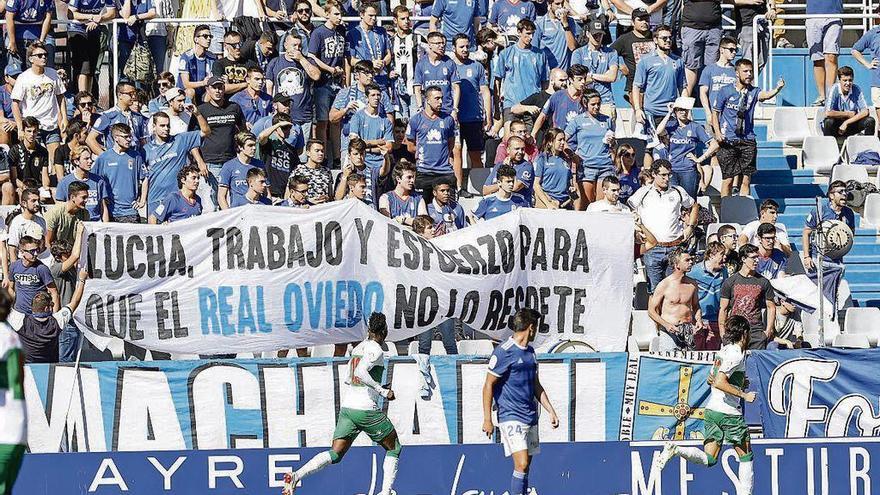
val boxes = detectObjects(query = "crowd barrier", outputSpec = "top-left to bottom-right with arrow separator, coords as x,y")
14,438 -> 880,494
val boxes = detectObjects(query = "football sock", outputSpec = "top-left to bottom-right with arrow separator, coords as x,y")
677,447 -> 710,466
379,454 -> 399,495
295,451 -> 333,480
737,459 -> 754,495
511,470 -> 527,495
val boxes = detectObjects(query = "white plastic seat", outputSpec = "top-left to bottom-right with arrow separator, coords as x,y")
457,339 -> 495,355
648,336 -> 661,353
814,108 -> 825,135
627,335 -> 641,354
832,334 -> 871,349
801,311 -> 842,346
802,136 -> 840,173
845,135 -> 880,167
310,344 -> 339,358
407,340 -> 449,356
803,333 -> 822,348
831,164 -> 870,184
631,310 -> 658,350
844,307 -> 880,346
771,107 -> 811,144
863,193 -> 880,229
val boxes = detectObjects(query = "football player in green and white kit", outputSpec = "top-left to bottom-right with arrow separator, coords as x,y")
0,290 -> 25,495
653,315 -> 756,495
282,312 -> 401,495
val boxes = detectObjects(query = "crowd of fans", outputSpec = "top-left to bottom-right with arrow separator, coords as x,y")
0,0 -> 867,360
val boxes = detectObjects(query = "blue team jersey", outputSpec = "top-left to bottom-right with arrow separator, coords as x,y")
618,166 -> 640,204
0,86 -> 12,118
757,249 -> 788,279
6,0 -> 53,38
349,109 -> 393,169
153,191 -> 202,223
854,28 -> 880,88
92,147 -> 146,218
494,44 -> 549,109
825,83 -> 868,114
455,59 -> 488,123
407,110 -> 456,174
541,89 -> 585,130
687,261 -> 727,321
805,199 -> 855,261
427,200 -> 467,233
712,84 -> 761,141
431,0 -> 482,49
230,193 -> 273,208
346,25 -> 390,65
571,45 -> 618,104
144,131 -> 202,211
383,191 -> 423,218
334,163 -> 382,208
331,85 -> 393,137
698,63 -> 736,110
564,113 -> 614,168
490,0 -> 536,33
533,152 -> 571,202
177,49 -> 217,100
266,57 -> 314,123
308,24 -> 348,88
488,337 -> 538,425
532,15 -> 576,70
68,0 -> 114,35
56,172 -> 109,221
806,0 -> 841,14
664,119 -> 712,172
92,108 -> 148,150
414,56 -> 461,114
633,51 -> 686,117
473,193 -> 529,220
220,157 -> 267,206
485,160 -> 534,205
229,90 -> 272,125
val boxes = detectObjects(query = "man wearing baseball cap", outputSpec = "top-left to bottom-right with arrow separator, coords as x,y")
0,65 -> 21,145
190,75 -> 246,211
147,87 -> 191,136
611,9 -> 656,102
572,17 -> 619,119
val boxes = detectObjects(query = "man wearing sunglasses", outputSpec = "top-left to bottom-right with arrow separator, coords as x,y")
178,24 -> 218,103
632,25 -> 685,132
213,30 -> 259,97
802,180 -> 855,271
8,235 -> 59,322
86,81 -> 148,154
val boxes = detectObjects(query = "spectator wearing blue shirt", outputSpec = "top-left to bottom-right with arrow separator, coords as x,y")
86,81 -> 149,154
711,59 -> 783,197
494,20 -> 549,128
490,0 -> 537,35
822,66 -> 875,137
697,36 -> 737,123
755,223 -> 788,280
633,25 -> 686,130
532,0 -> 576,70
451,34 -> 491,197
68,0 -> 116,92
144,110 -> 211,215
92,122 -> 148,223
147,73 -> 177,116
149,165 -> 203,224
308,1 -> 348,167
10,235 -> 58,315
565,90 -> 614,208
178,25 -> 217,102
219,132 -> 269,210
655,99 -> 718,200
426,179 -> 472,233
571,19 -> 619,120
5,0 -> 56,69
532,64 -> 588,137
474,165 -> 530,220
55,147 -> 110,222
406,86 -> 457,203
430,0 -> 482,51
330,61 -> 394,168
378,160 -> 427,224
802,180 -> 856,268
230,67 -> 273,128
347,3 -> 392,88
614,142 -> 641,205
852,24 -> 880,109
414,32 -> 461,116
806,0 -> 843,106
265,35 -> 321,157
482,136 -> 535,205
0,65 -> 19,145
230,166 -> 273,208
686,241 -> 727,350
333,137 -> 389,208
348,84 -> 394,172
533,128 -> 574,209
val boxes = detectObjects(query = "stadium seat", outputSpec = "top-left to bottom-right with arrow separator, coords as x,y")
467,168 -> 492,194
801,311 -> 842,346
627,335 -> 641,354
814,108 -> 825,136
843,307 -> 880,346
381,342 -> 399,357
310,344 -> 338,358
457,339 -> 495,355
832,334 -> 871,349
802,136 -> 840,173
631,310 -> 658,350
719,196 -> 758,224
407,340 -> 448,356
771,107 -> 811,144
830,164 -> 870,184
844,135 -> 880,166
648,336 -> 661,352
802,333 -> 821,348
863,194 -> 880,229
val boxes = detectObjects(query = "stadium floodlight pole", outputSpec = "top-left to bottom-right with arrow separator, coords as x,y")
816,196 -> 825,347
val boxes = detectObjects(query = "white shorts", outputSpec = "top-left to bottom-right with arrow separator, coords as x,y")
871,87 -> 880,108
498,420 -> 540,457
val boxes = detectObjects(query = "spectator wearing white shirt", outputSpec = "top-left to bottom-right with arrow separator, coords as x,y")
586,176 -> 629,212
627,160 -> 699,292
6,188 -> 45,263
737,199 -> 792,256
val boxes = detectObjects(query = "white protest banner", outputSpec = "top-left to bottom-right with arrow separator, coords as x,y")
75,200 -> 633,353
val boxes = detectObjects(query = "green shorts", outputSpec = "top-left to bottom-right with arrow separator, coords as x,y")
333,407 -> 396,443
0,444 -> 25,495
703,409 -> 751,447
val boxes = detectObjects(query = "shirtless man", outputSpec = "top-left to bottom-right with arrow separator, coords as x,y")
647,248 -> 705,351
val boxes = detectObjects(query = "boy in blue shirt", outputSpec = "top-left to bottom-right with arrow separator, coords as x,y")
144,109 -> 211,215
55,147 -> 109,222
149,166 -> 203,224
474,164 -> 531,220
822,65 -> 875,137
430,0 -> 482,51
219,131 -> 269,210
494,20 -> 549,129
482,136 -> 534,205
426,178 -> 472,233
571,19 -> 619,120
482,307 -> 559,495
348,83 -> 394,171
490,0 -> 536,35
231,167 -> 273,208
92,122 -> 147,223
413,31 -> 461,115
178,25 -> 217,102
698,36 -> 737,121
229,67 -> 272,127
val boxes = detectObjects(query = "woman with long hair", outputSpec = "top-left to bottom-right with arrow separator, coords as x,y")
565,90 -> 615,209
614,142 -> 640,206
655,101 -> 718,200
533,128 -> 576,209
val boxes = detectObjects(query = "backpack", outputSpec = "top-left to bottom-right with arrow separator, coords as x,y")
845,179 -> 878,209
123,42 -> 156,84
